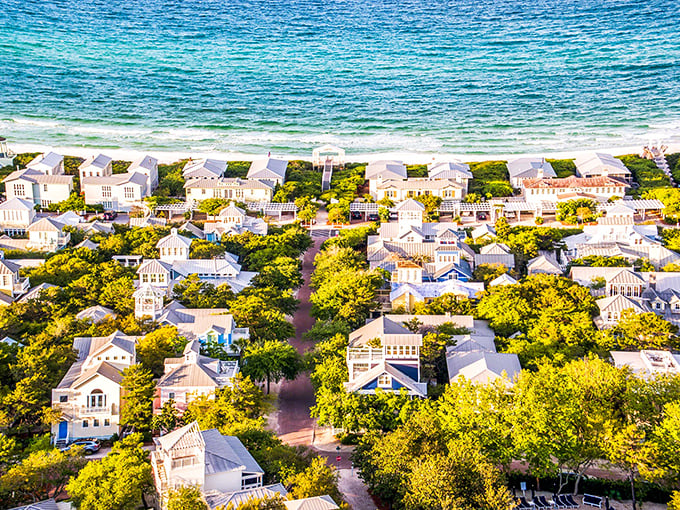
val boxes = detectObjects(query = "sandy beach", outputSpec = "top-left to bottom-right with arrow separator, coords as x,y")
8,142 -> 680,166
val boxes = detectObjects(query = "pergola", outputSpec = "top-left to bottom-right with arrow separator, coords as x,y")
246,202 -> 298,220
597,199 -> 665,219
313,145 -> 346,191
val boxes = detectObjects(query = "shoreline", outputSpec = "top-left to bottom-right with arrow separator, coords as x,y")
8,142 -> 680,166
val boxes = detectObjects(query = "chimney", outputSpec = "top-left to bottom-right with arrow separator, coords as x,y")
649,272 -> 656,290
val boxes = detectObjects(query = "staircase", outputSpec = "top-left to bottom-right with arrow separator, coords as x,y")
321,158 -> 333,192
644,145 -> 675,185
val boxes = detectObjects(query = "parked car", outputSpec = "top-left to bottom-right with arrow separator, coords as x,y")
350,211 -> 363,220
477,212 -> 487,220
103,210 -> 117,221
367,213 -> 380,221
61,439 -> 101,455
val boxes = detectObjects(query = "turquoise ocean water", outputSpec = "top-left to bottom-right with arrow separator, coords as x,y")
1,0 -> 680,155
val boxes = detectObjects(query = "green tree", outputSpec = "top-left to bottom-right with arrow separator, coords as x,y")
473,263 -> 509,284
167,486 -> 208,510
198,198 -> 230,216
184,374 -> 267,431
403,445 -> 515,510
152,399 -> 181,435
285,456 -> 344,504
311,245 -> 366,289
221,495 -> 286,510
120,365 -> 156,433
252,256 -> 303,291
67,433 -> 153,510
0,446 -> 87,505
136,326 -> 187,377
190,239 -> 227,259
607,310 -> 679,351
556,199 -> 597,224
242,340 -> 301,393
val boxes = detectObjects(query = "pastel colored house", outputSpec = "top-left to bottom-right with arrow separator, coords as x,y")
0,259 -> 30,299
51,331 -> 139,443
81,172 -> 148,212
575,153 -> 632,181
373,178 -> 465,202
26,152 -> 64,175
26,217 -> 71,251
185,177 -> 274,203
155,340 -> 239,413
446,319 -> 521,386
78,154 -> 113,180
0,198 -> 36,233
365,160 -> 407,196
183,159 -> 227,180
3,168 -> 74,207
522,175 -> 628,203
345,316 -> 427,397
247,157 -> 288,186
428,161 -> 473,188
507,157 -> 556,188
128,154 -> 159,191
610,350 -> 680,378
204,203 -> 267,240
151,421 -> 264,504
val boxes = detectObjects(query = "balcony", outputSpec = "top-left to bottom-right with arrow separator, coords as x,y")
13,277 -> 30,296
348,347 -> 384,362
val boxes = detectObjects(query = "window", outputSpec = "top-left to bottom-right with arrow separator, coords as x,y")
82,420 -> 89,428
102,186 -> 112,198
104,419 -> 110,426
377,374 -> 391,387
13,183 -> 25,196
88,390 -> 106,408
168,392 -> 175,400
93,419 -> 99,427
124,187 -> 134,199
59,395 -> 68,403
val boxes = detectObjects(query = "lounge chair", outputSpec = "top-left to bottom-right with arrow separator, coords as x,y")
532,497 -> 547,509
515,498 -> 530,510
551,495 -> 567,509
565,494 -> 580,508
519,497 -> 533,508
583,494 -> 603,508
538,496 -> 553,508
555,495 -> 576,509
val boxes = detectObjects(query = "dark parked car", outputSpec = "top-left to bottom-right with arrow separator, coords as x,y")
60,439 -> 101,455
477,212 -> 487,220
103,211 -> 117,221
367,213 -> 380,222
350,211 -> 363,220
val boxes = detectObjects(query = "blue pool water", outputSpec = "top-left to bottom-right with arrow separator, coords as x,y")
1,0 -> 680,155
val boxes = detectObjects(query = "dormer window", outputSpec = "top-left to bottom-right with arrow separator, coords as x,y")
378,374 -> 392,387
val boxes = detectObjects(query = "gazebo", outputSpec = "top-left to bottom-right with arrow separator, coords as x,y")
0,136 -> 15,167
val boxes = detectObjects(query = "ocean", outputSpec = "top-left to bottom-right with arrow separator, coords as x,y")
1,0 -> 680,156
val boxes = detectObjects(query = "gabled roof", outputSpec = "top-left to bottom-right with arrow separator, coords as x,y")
471,223 -> 496,240
26,217 -> 65,232
82,172 -> 147,187
489,273 -> 518,286
0,197 -> 35,211
73,361 -> 124,389
75,305 -> 116,323
27,152 -> 63,173
393,199 -> 425,212
183,159 -> 227,179
446,349 -> 521,385
218,203 -> 246,217
79,153 -> 112,171
180,222 -> 205,239
184,177 -> 274,190
17,282 -> 57,302
428,161 -> 473,180
0,259 -> 20,274
156,421 -> 205,451
128,155 -> 158,172
575,153 -> 631,178
204,484 -> 287,510
284,496 -> 339,510
480,242 -> 511,255
137,258 -> 172,274
596,294 -> 645,314
3,168 -> 73,185
156,228 -> 192,250
247,158 -> 288,180
527,254 -> 562,274
75,239 -> 99,250
507,157 -> 556,180
344,361 -> 427,396
522,175 -> 628,189
9,499 -> 60,510
202,428 -> 264,475
608,268 -> 645,285
349,316 -> 416,347
365,160 -> 407,181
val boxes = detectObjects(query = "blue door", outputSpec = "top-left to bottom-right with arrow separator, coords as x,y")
58,421 -> 68,440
